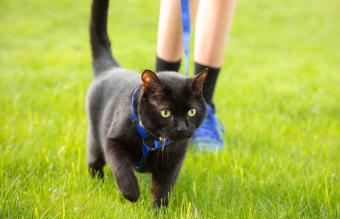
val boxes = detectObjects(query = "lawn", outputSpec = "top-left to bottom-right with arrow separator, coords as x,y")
0,0 -> 339,218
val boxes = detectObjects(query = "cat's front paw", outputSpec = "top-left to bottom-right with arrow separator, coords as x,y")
122,189 -> 140,202
116,173 -> 140,202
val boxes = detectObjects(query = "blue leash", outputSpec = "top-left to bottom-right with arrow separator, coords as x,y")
180,0 -> 191,77
131,87 -> 173,171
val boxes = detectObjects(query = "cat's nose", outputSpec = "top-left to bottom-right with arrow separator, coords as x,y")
176,120 -> 188,132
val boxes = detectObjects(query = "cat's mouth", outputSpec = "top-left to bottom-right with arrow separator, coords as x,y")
141,121 -> 192,141
148,130 -> 192,141
160,131 -> 193,141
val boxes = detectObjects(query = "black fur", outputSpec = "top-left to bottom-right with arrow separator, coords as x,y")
90,0 -> 119,73
87,0 -> 207,207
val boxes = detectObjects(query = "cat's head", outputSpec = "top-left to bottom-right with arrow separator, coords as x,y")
138,69 -> 208,141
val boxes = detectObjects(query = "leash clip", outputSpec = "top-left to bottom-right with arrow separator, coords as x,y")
159,137 -> 167,150
159,136 -> 167,142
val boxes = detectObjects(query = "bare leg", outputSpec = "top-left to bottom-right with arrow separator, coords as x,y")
157,0 -> 235,67
156,0 -> 199,59
156,0 -> 183,62
192,0 -> 236,148
194,0 -> 236,67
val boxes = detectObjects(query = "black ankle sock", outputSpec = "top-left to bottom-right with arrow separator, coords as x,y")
156,56 -> 181,72
195,62 -> 220,105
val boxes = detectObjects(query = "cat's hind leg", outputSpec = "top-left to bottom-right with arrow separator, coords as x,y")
87,128 -> 105,178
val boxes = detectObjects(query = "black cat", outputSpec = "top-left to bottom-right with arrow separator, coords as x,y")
87,0 -> 207,207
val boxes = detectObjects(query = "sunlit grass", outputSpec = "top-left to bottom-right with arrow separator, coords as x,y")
0,0 -> 339,218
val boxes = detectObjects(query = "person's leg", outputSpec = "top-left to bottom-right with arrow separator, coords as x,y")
194,0 -> 236,104
192,0 -> 236,150
156,0 -> 183,72
156,0 -> 199,72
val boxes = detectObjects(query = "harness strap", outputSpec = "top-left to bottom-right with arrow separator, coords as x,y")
131,87 -> 173,171
180,0 -> 191,77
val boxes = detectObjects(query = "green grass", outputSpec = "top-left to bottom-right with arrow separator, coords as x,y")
1,0 -> 339,218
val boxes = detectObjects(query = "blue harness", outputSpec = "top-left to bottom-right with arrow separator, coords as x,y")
180,0 -> 191,77
131,88 -> 173,171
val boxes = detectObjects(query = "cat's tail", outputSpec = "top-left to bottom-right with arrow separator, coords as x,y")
90,0 -> 119,76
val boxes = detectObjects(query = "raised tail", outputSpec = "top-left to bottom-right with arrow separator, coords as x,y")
90,0 -> 119,75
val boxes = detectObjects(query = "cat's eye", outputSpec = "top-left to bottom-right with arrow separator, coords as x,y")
187,109 -> 196,117
160,110 -> 172,118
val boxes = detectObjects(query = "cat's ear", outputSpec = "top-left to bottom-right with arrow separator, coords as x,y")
191,68 -> 208,93
141,69 -> 162,91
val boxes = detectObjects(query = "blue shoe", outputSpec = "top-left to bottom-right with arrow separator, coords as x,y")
192,104 -> 225,151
